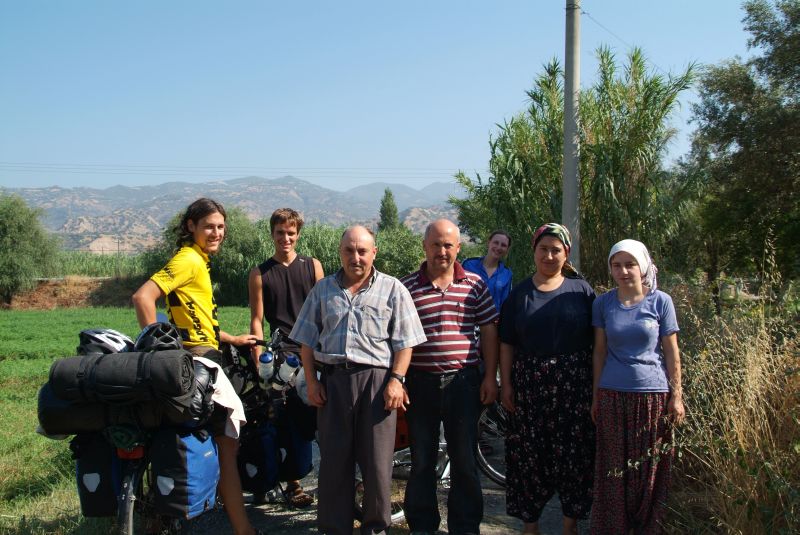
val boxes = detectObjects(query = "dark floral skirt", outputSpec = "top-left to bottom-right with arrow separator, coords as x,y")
591,389 -> 674,534
505,348 -> 595,522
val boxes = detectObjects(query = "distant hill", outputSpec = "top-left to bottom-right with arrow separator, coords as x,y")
1,176 -> 465,252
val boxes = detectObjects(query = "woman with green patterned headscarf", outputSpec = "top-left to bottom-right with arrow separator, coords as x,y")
498,223 -> 596,534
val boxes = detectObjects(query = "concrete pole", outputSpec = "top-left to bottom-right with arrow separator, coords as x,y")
562,0 -> 581,269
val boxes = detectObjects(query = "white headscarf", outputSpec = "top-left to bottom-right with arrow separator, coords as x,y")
608,239 -> 658,293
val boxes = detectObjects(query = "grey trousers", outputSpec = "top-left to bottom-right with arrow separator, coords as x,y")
317,366 -> 396,535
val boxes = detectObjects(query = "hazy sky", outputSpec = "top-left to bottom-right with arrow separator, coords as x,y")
0,1 -> 751,191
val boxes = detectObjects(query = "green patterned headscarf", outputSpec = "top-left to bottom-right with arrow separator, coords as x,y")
532,223 -> 580,278
533,223 -> 572,253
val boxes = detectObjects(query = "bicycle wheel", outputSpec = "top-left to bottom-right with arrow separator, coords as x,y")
118,458 -> 187,535
476,403 -> 507,487
117,459 -> 145,535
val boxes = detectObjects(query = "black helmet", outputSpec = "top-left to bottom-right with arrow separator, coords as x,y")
77,328 -> 135,355
134,322 -> 183,351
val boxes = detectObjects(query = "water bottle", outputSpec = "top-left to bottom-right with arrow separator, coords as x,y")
271,355 -> 300,390
258,351 -> 275,383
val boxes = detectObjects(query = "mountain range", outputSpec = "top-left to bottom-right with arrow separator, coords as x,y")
2,176 -> 464,252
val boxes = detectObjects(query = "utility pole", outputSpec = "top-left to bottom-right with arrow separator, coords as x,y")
563,0 -> 581,269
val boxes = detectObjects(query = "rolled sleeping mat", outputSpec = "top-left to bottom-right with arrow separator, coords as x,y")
48,350 -> 195,410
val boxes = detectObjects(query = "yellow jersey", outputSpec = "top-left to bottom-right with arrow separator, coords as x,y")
150,243 -> 220,349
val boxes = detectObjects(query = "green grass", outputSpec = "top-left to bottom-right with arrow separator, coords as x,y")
0,306 -> 250,534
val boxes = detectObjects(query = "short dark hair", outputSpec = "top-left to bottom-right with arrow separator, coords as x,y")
174,198 -> 226,248
488,229 -> 512,248
269,208 -> 304,233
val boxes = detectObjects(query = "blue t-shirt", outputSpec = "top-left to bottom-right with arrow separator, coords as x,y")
462,256 -> 513,312
592,289 -> 679,392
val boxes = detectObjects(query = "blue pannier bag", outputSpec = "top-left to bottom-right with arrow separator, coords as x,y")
149,428 -> 219,519
70,432 -> 123,517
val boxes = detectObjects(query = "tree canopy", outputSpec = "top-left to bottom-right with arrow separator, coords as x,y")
0,194 -> 59,303
689,0 -> 799,278
378,188 -> 400,231
452,47 -> 695,283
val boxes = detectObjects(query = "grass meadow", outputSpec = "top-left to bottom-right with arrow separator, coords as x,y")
0,307 -> 251,535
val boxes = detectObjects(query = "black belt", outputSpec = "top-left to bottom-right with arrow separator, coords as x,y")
321,361 -> 375,373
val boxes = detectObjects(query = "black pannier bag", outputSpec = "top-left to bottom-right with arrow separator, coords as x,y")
237,420 -> 280,494
38,382 -> 167,434
149,428 -> 219,519
237,416 -> 313,494
70,432 -> 123,517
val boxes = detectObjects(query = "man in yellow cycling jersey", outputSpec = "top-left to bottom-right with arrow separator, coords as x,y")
133,197 -> 262,535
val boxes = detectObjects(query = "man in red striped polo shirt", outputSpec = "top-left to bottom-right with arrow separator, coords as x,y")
400,218 -> 499,535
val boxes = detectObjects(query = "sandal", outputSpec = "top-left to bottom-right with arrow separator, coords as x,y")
284,482 -> 314,508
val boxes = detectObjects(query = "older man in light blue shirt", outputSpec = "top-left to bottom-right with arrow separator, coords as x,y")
291,225 -> 426,535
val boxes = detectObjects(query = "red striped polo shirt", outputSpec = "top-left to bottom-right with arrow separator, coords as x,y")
400,261 -> 498,373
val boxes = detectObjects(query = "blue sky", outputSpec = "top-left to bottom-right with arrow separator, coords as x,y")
0,1 -> 751,191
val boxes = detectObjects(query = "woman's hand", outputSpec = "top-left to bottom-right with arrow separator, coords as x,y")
590,395 -> 599,424
500,384 -> 515,413
667,393 -> 685,426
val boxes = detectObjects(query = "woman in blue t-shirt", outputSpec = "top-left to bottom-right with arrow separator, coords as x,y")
462,229 -> 513,312
590,239 -> 685,534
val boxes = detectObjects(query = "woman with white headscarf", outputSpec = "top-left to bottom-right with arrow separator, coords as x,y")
590,239 -> 685,534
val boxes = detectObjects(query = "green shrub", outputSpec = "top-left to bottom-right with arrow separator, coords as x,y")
0,195 -> 59,303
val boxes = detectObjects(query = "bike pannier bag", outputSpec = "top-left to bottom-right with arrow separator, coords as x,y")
70,432 -> 122,517
237,420 -> 280,493
149,428 -> 219,519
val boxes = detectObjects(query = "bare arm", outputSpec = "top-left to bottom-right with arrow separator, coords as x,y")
300,344 -> 326,407
499,342 -> 515,413
248,266 -> 265,363
479,322 -> 499,405
591,327 -> 607,424
219,331 -> 258,347
384,347 -> 412,410
662,332 -> 685,425
312,258 -> 324,282
132,280 -> 164,328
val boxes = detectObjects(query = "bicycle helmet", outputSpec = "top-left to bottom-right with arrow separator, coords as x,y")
77,328 -> 135,355
133,322 -> 183,351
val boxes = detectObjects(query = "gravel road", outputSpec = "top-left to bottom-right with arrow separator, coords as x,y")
190,444 -> 589,534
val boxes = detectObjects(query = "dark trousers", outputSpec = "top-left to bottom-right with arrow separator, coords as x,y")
317,366 -> 395,535
404,366 -> 483,534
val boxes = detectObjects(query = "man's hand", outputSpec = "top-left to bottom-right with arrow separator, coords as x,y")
228,334 -> 258,347
307,377 -> 327,408
480,375 -> 498,405
384,377 -> 409,411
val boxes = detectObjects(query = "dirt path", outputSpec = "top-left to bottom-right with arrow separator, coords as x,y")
190,444 -> 588,534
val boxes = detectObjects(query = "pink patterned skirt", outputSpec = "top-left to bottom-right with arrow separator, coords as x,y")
591,389 -> 674,534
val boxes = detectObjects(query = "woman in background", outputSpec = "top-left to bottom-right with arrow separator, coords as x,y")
463,229 -> 513,312
499,223 -> 595,535
591,239 -> 685,534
